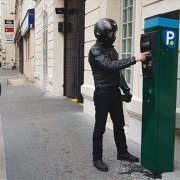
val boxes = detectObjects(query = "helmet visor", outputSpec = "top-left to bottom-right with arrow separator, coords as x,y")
107,31 -> 117,38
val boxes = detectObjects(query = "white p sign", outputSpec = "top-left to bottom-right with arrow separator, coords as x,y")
166,31 -> 175,45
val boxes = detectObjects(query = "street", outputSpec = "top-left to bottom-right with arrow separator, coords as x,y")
0,70 -> 180,180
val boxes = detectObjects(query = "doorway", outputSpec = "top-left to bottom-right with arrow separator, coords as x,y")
19,38 -> 24,74
64,0 -> 85,103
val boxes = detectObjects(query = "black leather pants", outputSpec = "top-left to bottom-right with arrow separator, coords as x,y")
93,88 -> 128,160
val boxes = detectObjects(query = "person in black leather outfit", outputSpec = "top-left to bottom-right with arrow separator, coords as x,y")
89,18 -> 148,172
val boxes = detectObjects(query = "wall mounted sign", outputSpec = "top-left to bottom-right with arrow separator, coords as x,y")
5,35 -> 14,43
5,20 -> 14,32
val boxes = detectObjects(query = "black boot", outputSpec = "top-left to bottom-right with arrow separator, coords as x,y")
117,152 -> 139,162
93,159 -> 108,172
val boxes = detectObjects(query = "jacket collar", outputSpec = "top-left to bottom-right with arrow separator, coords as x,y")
96,40 -> 114,48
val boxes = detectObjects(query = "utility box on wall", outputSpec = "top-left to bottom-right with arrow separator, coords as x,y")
141,16 -> 179,173
58,22 -> 64,33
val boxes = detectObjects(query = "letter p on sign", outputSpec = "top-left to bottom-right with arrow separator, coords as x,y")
166,31 -> 175,45
163,29 -> 176,49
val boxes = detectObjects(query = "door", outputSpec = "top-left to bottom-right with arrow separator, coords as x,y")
43,14 -> 48,87
64,0 -> 85,103
19,38 -> 24,74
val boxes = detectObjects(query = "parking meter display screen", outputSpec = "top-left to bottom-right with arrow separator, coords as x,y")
141,37 -> 150,47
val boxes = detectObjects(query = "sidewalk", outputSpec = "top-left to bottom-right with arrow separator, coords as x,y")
0,69 -> 180,180
0,69 -> 23,78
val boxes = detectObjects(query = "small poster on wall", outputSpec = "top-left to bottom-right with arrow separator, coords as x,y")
5,35 -> 14,43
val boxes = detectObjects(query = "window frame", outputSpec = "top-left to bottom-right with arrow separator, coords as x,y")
27,36 -> 30,61
119,0 -> 136,89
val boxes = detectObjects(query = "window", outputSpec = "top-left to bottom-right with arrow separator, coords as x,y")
26,36 -> 30,61
121,0 -> 135,85
43,13 -> 48,28
27,36 -> 30,61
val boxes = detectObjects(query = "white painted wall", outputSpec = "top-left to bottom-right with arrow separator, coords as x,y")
35,0 -> 64,96
52,0 -> 64,96
82,0 -> 122,118
30,29 -> 35,82
1,0 -> 15,68
14,0 -> 21,69
23,29 -> 35,82
0,15 -> 1,40
81,0 -> 102,117
20,0 -> 35,81
21,0 -> 35,21
35,0 -> 43,86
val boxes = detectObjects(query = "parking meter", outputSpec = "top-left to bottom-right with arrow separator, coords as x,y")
141,32 -> 156,79
141,16 -> 179,173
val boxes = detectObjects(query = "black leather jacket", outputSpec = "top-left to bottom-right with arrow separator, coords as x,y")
88,41 -> 136,93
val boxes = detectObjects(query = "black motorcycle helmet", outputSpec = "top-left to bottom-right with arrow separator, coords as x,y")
94,18 -> 118,45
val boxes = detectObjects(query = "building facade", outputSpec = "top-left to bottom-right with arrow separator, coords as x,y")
21,7 -> 35,81
14,0 -> 23,72
34,0 -> 85,98
1,0 -> 15,69
14,0 -> 21,71
34,0 -> 64,95
81,0 -> 180,163
14,0 -> 35,81
0,14 -> 1,46
0,14 -> 1,60
12,0 -> 180,164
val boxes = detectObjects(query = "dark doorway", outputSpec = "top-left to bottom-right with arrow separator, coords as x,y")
64,0 -> 85,103
18,38 -> 24,74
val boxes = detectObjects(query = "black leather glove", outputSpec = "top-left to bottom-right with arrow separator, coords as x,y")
122,91 -> 132,103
